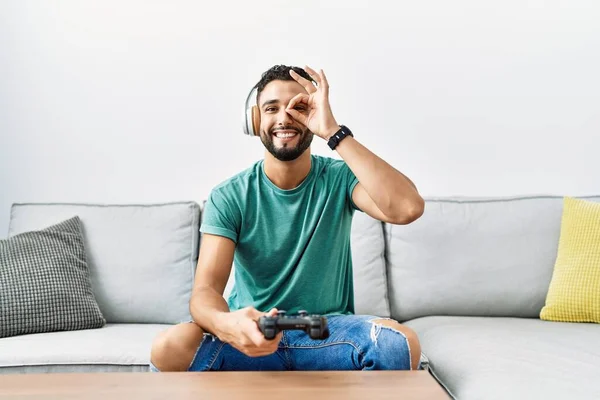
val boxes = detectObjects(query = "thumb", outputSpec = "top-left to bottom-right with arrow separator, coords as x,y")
266,308 -> 279,316
245,306 -> 264,321
285,108 -> 306,125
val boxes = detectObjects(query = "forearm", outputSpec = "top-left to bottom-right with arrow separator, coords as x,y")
334,135 -> 423,217
189,287 -> 230,337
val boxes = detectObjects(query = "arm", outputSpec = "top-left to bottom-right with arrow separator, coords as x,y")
189,233 -> 282,357
335,135 -> 424,225
189,233 -> 235,336
286,66 -> 424,225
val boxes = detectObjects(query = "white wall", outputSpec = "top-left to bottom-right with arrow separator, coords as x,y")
1,0 -> 599,237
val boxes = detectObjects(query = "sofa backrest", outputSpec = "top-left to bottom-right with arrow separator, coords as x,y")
349,212 -> 390,317
385,195 -> 600,322
16,195 -> 590,325
8,202 -> 200,324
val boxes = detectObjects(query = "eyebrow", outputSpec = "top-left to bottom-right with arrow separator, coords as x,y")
260,99 -> 279,109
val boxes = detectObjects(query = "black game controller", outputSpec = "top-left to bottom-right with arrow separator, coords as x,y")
258,310 -> 329,340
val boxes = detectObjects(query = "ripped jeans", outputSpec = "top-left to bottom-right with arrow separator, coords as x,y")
149,315 -> 417,372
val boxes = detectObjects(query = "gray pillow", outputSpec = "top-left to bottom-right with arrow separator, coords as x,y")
0,216 -> 105,338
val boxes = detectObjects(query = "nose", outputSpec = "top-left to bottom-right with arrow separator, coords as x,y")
276,108 -> 294,126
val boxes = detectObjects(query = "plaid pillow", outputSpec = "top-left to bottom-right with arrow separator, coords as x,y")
0,216 -> 105,338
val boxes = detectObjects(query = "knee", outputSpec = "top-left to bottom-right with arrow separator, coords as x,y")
390,323 -> 420,358
150,323 -> 204,372
150,330 -> 173,370
369,319 -> 421,370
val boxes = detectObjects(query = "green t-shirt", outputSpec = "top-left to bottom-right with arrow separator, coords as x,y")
200,154 -> 361,315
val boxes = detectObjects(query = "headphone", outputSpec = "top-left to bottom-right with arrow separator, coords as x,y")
243,87 -> 261,137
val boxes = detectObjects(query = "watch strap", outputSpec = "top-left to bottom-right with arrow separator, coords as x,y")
327,125 -> 353,150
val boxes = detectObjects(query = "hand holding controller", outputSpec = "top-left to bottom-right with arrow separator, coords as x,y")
258,310 -> 329,340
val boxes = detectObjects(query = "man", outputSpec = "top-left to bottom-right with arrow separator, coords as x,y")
150,65 -> 425,372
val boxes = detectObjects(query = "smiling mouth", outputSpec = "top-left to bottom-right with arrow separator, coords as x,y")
272,130 -> 300,139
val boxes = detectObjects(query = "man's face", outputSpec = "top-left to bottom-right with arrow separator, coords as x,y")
257,80 -> 313,162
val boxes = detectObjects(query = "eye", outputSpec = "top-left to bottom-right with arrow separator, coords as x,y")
294,105 -> 306,111
265,107 -> 277,112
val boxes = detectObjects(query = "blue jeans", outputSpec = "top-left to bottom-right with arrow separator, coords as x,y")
149,315 -> 417,372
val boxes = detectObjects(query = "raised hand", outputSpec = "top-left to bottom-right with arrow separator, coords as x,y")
286,65 -> 340,140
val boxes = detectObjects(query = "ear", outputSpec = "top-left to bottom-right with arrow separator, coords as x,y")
252,105 -> 261,136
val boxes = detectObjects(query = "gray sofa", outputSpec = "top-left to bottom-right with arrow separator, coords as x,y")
2,196 -> 600,399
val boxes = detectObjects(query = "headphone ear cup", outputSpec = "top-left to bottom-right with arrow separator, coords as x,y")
251,105 -> 261,136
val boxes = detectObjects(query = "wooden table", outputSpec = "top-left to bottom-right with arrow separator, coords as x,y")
0,371 -> 450,399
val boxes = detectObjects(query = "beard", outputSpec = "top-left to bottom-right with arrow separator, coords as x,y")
261,126 -> 314,162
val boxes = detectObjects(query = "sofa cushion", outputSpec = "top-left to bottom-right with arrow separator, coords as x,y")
405,316 -> 600,400
0,323 -> 169,373
385,195 -> 600,321
0,217 -> 105,338
541,197 -> 600,323
8,202 -> 200,324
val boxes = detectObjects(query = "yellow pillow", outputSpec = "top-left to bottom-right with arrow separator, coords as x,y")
540,197 -> 600,323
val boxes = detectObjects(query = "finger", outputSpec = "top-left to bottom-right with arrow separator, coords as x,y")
258,331 -> 283,348
285,108 -> 307,126
244,347 -> 274,358
286,93 -> 309,110
304,65 -> 322,87
289,69 -> 317,94
260,335 -> 282,355
267,308 -> 279,316
319,69 -> 330,97
285,94 -> 309,125
247,307 -> 262,321
249,349 -> 277,358
250,328 -> 269,347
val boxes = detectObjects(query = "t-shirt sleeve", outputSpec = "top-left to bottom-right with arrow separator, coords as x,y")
200,189 -> 239,243
340,162 -> 362,212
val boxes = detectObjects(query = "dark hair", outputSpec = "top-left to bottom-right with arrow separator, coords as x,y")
254,65 -> 314,97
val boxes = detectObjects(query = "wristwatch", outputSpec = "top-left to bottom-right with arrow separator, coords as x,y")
327,125 -> 354,150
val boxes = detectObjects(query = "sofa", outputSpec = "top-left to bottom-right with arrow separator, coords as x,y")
1,196 -> 599,399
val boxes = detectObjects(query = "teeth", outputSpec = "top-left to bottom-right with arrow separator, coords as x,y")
275,132 -> 297,138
